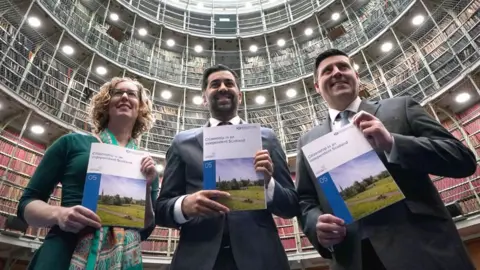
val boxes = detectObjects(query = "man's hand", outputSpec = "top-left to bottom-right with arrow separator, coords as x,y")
353,111 -> 394,152
254,150 -> 274,186
55,205 -> 102,233
316,214 -> 347,248
182,190 -> 231,218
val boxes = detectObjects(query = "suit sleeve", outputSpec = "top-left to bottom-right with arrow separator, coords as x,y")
295,137 -> 332,259
388,97 -> 477,178
155,136 -> 186,229
266,129 -> 300,219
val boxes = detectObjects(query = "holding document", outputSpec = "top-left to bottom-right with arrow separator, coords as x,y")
296,49 -> 476,270
156,64 -> 298,270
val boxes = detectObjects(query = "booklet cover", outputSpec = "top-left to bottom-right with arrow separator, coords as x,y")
203,123 -> 266,211
302,124 -> 405,224
82,143 -> 148,228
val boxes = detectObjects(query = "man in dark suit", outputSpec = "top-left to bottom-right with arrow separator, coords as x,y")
155,64 -> 299,270
296,49 -> 478,270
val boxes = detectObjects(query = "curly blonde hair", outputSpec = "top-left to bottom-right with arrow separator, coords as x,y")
89,77 -> 154,139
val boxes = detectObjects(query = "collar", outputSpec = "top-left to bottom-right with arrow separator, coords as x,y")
328,96 -> 362,123
209,115 -> 242,127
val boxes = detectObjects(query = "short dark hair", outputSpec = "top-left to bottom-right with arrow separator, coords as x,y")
201,64 -> 241,91
314,49 -> 350,80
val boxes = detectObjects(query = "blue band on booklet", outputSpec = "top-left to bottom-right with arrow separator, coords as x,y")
203,160 -> 216,190
82,173 -> 102,212
317,173 -> 354,224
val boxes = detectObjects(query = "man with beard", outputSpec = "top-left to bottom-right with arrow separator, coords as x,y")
295,48 -> 477,270
155,64 -> 299,270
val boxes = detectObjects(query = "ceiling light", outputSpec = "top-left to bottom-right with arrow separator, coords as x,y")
277,39 -> 286,47
62,45 -> 74,55
255,95 -> 266,104
110,13 -> 119,21
286,88 -> 297,98
304,28 -> 313,36
31,125 -> 44,134
331,13 -> 340,21
455,92 -> 471,103
381,42 -> 393,52
245,2 -> 252,8
166,39 -> 175,47
194,45 -> 203,53
138,28 -> 147,36
354,63 -> 359,70
249,45 -> 258,52
412,15 -> 424,26
96,66 -> 107,75
161,90 -> 172,100
197,2 -> 203,8
193,96 -> 203,105
27,17 -> 41,28
155,164 -> 164,173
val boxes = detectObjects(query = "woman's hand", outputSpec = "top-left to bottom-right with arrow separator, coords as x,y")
141,156 -> 157,186
55,205 -> 101,233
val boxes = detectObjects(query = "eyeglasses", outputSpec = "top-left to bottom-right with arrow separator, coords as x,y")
111,88 -> 141,100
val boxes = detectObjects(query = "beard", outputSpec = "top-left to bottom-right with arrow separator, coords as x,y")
208,90 -> 239,115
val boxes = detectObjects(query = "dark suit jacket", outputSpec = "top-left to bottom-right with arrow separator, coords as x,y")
296,96 -> 477,270
156,121 -> 299,270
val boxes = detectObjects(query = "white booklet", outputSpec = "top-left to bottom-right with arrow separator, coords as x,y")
302,124 -> 405,224
203,123 -> 266,211
82,143 -> 148,228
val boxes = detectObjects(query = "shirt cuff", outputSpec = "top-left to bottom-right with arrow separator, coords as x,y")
266,178 -> 275,202
384,136 -> 398,163
173,195 -> 190,224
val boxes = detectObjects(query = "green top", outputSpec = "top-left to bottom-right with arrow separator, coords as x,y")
17,132 -> 159,269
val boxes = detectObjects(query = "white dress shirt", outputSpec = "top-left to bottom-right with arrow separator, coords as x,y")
328,97 -> 362,130
173,116 -> 276,224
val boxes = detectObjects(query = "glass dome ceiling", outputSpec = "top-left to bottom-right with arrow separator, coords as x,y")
165,0 -> 288,13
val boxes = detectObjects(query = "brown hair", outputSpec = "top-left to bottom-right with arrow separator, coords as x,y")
88,77 -> 154,139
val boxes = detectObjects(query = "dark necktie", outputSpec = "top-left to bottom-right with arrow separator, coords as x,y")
337,111 -> 350,127
218,121 -> 232,126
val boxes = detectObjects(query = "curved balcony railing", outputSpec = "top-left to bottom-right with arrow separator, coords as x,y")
0,0 -> 479,156
36,0 -> 414,89
116,0 -> 335,38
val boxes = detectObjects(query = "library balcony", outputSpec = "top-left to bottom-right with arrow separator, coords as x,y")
0,0 -> 479,268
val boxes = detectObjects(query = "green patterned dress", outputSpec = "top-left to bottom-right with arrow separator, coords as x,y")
17,130 -> 159,270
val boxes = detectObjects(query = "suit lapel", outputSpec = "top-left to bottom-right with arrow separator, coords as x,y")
195,122 -> 210,150
358,99 -> 381,117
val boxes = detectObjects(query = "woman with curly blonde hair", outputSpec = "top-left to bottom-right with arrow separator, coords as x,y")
18,77 -> 160,270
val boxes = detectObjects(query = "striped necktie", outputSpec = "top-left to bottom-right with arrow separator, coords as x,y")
338,111 -> 350,127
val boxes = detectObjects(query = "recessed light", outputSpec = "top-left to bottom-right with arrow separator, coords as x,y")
194,45 -> 203,53
331,13 -> 340,21
155,164 -> 164,173
193,96 -> 203,105
455,92 -> 471,103
166,39 -> 175,47
138,28 -> 147,36
96,66 -> 107,75
354,63 -> 359,70
62,45 -> 74,55
286,89 -> 297,98
304,28 -> 313,36
277,39 -> 285,47
161,90 -> 172,100
255,95 -> 266,104
249,45 -> 258,52
381,42 -> 393,52
31,125 -> 44,134
27,17 -> 41,28
110,13 -> 119,21
412,15 -> 424,26
197,2 -> 203,8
